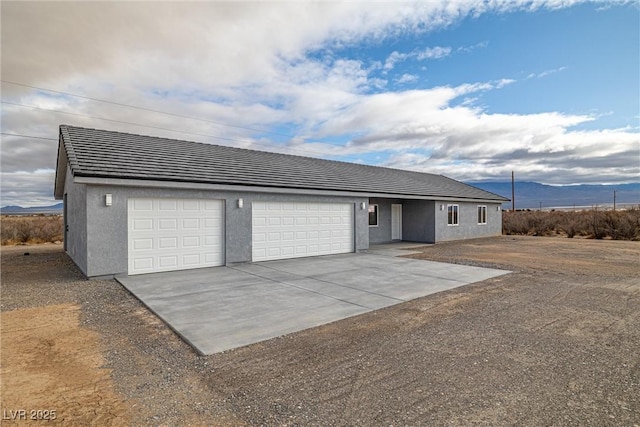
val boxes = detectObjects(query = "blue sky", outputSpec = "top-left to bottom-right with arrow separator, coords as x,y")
1,1 -> 638,206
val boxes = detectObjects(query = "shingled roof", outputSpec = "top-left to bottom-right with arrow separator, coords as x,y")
55,125 -> 508,202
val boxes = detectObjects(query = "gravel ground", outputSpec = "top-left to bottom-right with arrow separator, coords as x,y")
2,236 -> 639,426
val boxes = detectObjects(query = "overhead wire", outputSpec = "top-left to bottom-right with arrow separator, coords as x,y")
1,132 -> 57,141
1,80 -> 299,139
0,81 -> 343,158
1,101 -> 247,144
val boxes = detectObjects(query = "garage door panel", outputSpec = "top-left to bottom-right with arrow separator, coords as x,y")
159,255 -> 178,268
252,202 -> 353,262
132,238 -> 153,250
159,237 -> 178,249
182,200 -> 200,210
133,257 -> 153,270
159,200 -> 177,211
182,236 -> 200,247
282,231 -> 294,241
133,219 -> 153,231
203,218 -> 220,228
128,198 -> 224,275
132,199 -> 153,211
183,218 -> 200,229
159,219 -> 177,230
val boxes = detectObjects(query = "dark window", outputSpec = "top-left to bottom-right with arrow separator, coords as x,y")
368,204 -> 379,226
447,204 -> 459,226
477,205 -> 487,225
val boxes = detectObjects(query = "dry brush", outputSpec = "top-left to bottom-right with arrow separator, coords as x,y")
502,209 -> 640,240
1,215 -> 64,245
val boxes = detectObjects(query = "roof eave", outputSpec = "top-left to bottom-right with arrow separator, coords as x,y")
53,132 -> 68,200
72,174 -> 509,203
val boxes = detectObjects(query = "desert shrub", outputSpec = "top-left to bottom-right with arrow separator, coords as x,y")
589,210 -> 607,239
603,210 -> 640,240
502,209 -> 640,240
1,215 -> 64,245
560,212 -> 590,238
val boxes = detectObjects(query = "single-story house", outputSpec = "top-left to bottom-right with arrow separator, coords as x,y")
54,125 -> 509,278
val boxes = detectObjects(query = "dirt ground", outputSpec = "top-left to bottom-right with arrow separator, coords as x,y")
1,236 -> 639,426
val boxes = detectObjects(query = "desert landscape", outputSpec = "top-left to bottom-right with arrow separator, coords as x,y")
1,235 -> 638,426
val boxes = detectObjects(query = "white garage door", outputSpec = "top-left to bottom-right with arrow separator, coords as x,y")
128,198 -> 224,275
252,202 -> 354,262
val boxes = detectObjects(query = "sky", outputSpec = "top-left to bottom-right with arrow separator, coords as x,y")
1,1 -> 639,207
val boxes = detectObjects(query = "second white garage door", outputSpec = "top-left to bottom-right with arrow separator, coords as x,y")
252,202 -> 354,262
128,198 -> 224,275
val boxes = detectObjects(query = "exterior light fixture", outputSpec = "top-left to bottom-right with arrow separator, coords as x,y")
105,194 -> 112,206
440,204 -> 445,211
237,198 -> 244,208
360,202 -> 366,210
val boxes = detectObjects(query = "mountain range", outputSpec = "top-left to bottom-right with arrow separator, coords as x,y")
1,203 -> 64,214
1,182 -> 639,213
467,182 -> 640,210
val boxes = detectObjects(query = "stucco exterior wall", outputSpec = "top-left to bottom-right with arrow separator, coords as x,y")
402,200 -> 436,243
82,184 -> 369,277
434,201 -> 502,242
368,198 -> 403,244
368,199 -> 502,244
64,166 -> 88,275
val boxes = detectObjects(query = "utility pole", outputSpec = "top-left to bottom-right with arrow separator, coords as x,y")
613,190 -> 617,211
511,171 -> 515,212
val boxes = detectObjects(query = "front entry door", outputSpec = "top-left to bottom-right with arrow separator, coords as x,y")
391,204 -> 402,240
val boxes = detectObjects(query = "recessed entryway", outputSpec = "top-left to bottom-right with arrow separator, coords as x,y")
117,252 -> 509,355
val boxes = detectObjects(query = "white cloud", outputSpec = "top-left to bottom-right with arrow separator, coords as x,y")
457,41 -> 489,53
1,0 -> 637,206
416,46 -> 452,60
383,45 -> 451,71
383,51 -> 410,71
527,66 -> 568,79
395,74 -> 419,84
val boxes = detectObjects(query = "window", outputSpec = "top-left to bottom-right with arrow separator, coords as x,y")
368,204 -> 379,226
477,205 -> 487,225
447,204 -> 459,226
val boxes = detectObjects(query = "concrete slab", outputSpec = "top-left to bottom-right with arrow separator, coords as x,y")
117,252 -> 509,355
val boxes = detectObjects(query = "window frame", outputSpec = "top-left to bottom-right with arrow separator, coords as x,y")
447,204 -> 459,226
477,205 -> 487,225
368,204 -> 379,227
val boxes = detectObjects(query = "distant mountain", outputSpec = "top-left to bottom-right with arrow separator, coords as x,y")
1,203 -> 63,214
467,181 -> 640,209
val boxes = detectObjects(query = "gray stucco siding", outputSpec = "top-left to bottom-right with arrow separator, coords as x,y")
401,200 -> 436,243
64,165 -> 88,275
368,198 -> 502,244
367,198 -> 404,244
434,201 -> 502,242
81,184 -> 368,277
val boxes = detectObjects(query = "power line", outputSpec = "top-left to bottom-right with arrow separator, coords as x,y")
1,100 -> 339,158
2,100 -> 245,144
1,132 -> 57,141
1,80 -> 298,140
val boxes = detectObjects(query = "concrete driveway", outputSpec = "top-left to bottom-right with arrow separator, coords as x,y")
117,250 -> 508,354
